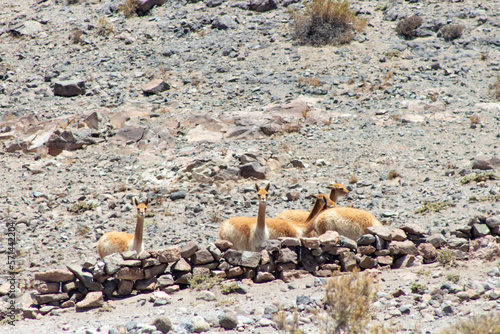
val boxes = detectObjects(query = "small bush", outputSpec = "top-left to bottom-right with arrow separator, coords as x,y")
410,282 -> 426,294
439,24 -> 465,41
446,274 -> 460,284
187,274 -> 222,291
387,170 -> 401,180
320,270 -> 377,333
415,200 -> 455,214
220,282 -> 240,295
274,307 -> 303,334
291,0 -> 366,46
460,172 -> 498,184
440,311 -> 500,334
490,76 -> 500,100
69,201 -> 96,214
119,0 -> 139,18
395,15 -> 422,39
438,249 -> 456,267
96,16 -> 114,36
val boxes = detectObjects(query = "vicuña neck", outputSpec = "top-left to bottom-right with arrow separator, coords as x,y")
256,200 -> 267,232
302,201 -> 326,236
132,214 -> 144,253
330,189 -> 340,203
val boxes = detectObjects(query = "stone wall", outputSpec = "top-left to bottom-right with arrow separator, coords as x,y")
25,217 -> 500,318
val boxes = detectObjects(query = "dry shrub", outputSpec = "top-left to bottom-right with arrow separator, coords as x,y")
469,114 -> 481,128
480,52 -> 489,61
69,29 -> 83,44
395,15 -> 422,39
349,174 -> 358,184
297,76 -> 322,87
66,0 -> 82,4
440,312 -> 500,334
96,17 -> 114,36
291,0 -> 366,46
387,170 -> 401,180
428,92 -> 439,102
320,270 -> 377,333
439,24 -> 465,41
490,76 -> 500,100
119,0 -> 138,18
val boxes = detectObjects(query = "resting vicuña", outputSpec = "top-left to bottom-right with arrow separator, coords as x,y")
97,197 -> 148,258
315,205 -> 382,241
275,183 -> 348,224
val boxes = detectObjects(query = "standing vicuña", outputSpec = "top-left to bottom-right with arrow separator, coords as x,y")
97,197 -> 148,258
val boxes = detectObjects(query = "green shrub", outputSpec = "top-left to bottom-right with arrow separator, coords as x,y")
415,200 -> 455,214
438,249 -> 456,268
187,274 -> 222,291
410,282 -> 426,294
395,15 -> 422,39
291,0 -> 366,46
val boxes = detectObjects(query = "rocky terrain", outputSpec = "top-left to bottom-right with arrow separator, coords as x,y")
0,0 -> 500,332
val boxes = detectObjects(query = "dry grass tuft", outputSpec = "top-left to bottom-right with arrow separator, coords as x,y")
274,307 -> 303,334
415,200 -> 455,214
69,29 -> 83,44
490,76 -> 500,100
395,15 -> 422,39
349,174 -> 358,184
119,0 -> 138,18
440,312 -> 500,334
320,270 -> 377,333
439,24 -> 465,41
96,16 -> 114,36
387,170 -> 401,180
437,249 -> 456,267
297,76 -> 322,87
290,0 -> 366,46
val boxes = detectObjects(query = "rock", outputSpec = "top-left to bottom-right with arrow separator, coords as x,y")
301,237 -> 320,249
8,20 -> 43,36
219,311 -> 238,330
391,228 -> 407,241
255,272 -> 275,283
215,240 -> 233,252
35,282 -> 60,294
426,234 -> 447,248
223,249 -> 243,266
279,237 -> 301,247
418,243 -> 438,260
277,248 -> 297,263
117,280 -> 134,295
358,255 -> 377,269
197,290 -> 216,301
180,241 -> 199,258
66,264 -> 94,288
366,226 -> 393,241
157,246 -> 182,263
172,258 -> 192,272
144,264 -> 168,279
376,255 -> 393,266
193,315 -> 211,332
22,307 -> 40,320
388,240 -> 418,255
141,257 -> 160,268
114,267 -> 144,280
486,216 -> 500,228
33,292 -> 69,305
339,251 -> 359,272
152,316 -> 173,333
401,223 -> 427,236
260,239 -> 281,252
53,80 -> 85,97
472,224 -> 491,238
472,156 -> 500,170
76,291 -> 104,310
103,253 -> 123,275
135,277 -> 158,291
170,191 -> 186,201
393,254 -> 421,269
240,251 -> 261,268
340,236 -> 358,251
357,234 -> 376,246
358,245 -> 376,255
34,269 -> 75,282
192,249 -> 215,265
239,162 -> 269,179
142,79 -> 170,94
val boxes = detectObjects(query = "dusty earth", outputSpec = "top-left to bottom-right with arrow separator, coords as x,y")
0,0 -> 500,332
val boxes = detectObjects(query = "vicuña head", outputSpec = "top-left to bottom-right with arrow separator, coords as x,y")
97,196 -> 148,259
326,183 -> 349,203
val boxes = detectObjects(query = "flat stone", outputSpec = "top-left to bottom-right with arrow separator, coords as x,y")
254,272 -> 275,283
426,234 -> 448,248
239,162 -> 269,179
260,239 -> 281,252
318,230 -> 341,248
358,245 -> 376,255
358,255 -> 377,269
35,282 -> 60,294
142,257 -> 161,268
180,241 -> 199,258
33,292 -> 69,305
172,258 -> 191,272
76,291 -> 104,310
144,264 -> 167,279
117,280 -> 134,295
192,249 -> 215,265
157,274 -> 175,287
53,80 -> 85,97
207,243 -> 222,261
393,254 -> 421,269
34,269 -> 75,282
122,250 -> 138,260
240,251 -> 261,268
135,277 -> 157,291
388,240 -> 418,256
103,253 -> 124,275
142,78 -> 170,94
62,281 -> 83,293
215,239 -> 233,251
157,246 -> 181,263
276,248 -> 297,263
376,255 -> 393,266
401,223 -> 427,236
152,315 -> 173,334
223,249 -> 243,266
486,216 -> 500,228
366,226 -> 393,241
120,259 -> 142,267
114,267 -> 144,280
227,267 -> 244,278
357,234 -> 376,246
472,224 -> 491,238
301,237 -> 320,249
339,251 -> 359,272
279,237 -> 301,247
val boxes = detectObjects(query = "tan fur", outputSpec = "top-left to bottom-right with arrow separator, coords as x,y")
219,183 -> 320,251
326,183 -> 349,202
97,198 -> 148,258
315,206 -> 382,241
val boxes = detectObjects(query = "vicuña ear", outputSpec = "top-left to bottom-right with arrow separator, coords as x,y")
144,198 -> 149,206
134,198 -> 138,206
265,183 -> 270,191
309,194 -> 318,199
255,183 -> 260,192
